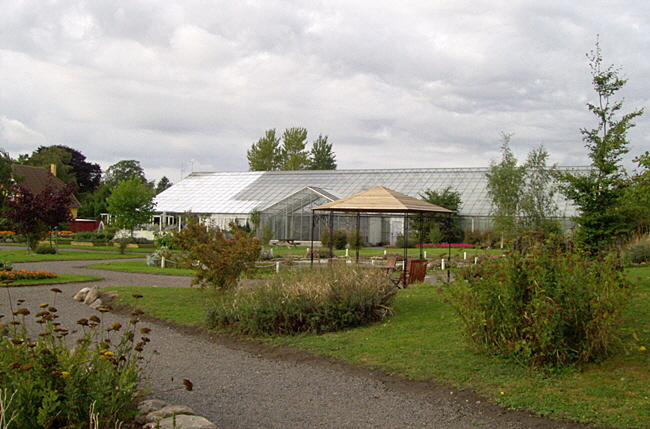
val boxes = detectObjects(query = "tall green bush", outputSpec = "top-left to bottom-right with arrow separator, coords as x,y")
171,220 -> 261,290
447,234 -> 632,367
205,265 -> 397,335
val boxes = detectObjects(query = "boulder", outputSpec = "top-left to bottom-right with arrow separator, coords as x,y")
155,414 -> 217,429
73,287 -> 91,302
83,287 -> 101,305
145,404 -> 195,423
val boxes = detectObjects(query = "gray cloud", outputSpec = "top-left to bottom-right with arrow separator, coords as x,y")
1,1 -> 649,183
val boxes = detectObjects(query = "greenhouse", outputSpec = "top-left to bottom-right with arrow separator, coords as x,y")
153,167 -> 589,243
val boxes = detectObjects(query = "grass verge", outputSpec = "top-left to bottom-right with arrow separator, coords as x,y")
86,260 -> 194,276
0,249 -> 144,263
3,273 -> 102,286
108,286 -> 212,326
108,266 -> 650,428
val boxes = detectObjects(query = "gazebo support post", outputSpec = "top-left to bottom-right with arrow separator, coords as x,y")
355,212 -> 361,264
329,210 -> 334,264
418,213 -> 424,259
403,213 -> 409,273
310,211 -> 315,267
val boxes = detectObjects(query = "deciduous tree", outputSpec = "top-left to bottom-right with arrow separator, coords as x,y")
485,133 -> 526,238
5,181 -> 74,251
556,42 -> 644,250
107,178 -> 155,252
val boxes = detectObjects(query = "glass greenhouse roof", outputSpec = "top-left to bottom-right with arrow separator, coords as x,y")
154,167 -> 590,217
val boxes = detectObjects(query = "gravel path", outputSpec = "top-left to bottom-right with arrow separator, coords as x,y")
2,256 -> 589,429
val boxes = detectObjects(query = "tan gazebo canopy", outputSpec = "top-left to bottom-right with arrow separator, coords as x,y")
311,186 -> 453,266
311,186 -> 453,214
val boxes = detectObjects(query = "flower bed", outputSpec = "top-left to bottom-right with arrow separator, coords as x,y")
0,269 -> 57,281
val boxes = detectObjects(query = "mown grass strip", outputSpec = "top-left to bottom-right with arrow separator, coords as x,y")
109,266 -> 650,428
86,260 -> 194,276
0,249 -> 144,263
3,273 -> 102,286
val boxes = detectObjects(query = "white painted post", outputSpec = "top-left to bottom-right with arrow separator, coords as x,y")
424,251 -> 427,259
384,250 -> 387,255
474,257 -> 478,264
441,259 -> 446,270
270,248 -> 274,257
161,256 -> 166,268
345,248 -> 349,257
276,261 -> 280,273
464,252 -> 467,260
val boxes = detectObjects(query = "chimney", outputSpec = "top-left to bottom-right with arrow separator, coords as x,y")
50,164 -> 57,177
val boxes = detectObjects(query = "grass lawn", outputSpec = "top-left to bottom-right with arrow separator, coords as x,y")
0,249 -> 144,263
3,273 -> 102,286
109,265 -> 650,428
85,260 -> 195,276
267,245 -> 499,260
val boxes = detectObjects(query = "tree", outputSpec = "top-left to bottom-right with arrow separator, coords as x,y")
519,146 -> 561,236
155,176 -> 173,195
104,160 -> 148,189
107,178 -> 155,252
54,145 -> 102,194
21,146 -> 75,185
247,129 -> 282,171
485,133 -> 526,237
621,152 -> 650,234
486,136 -> 560,240
5,181 -> 74,251
557,42 -> 644,250
248,128 -> 338,171
280,127 -> 309,170
308,134 -> 337,170
0,149 -> 14,229
418,186 -> 463,243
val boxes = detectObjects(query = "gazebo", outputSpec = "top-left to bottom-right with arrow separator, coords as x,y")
311,186 -> 453,266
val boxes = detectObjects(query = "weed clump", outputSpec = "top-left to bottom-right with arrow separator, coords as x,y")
206,265 -> 397,335
447,234 -> 633,367
0,289 -> 150,428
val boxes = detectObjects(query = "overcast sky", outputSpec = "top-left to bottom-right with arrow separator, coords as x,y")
1,1 -> 649,184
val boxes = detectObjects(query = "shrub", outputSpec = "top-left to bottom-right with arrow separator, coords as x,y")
154,231 -> 174,249
0,290 -> 150,428
624,235 -> 650,264
319,228 -> 331,248
464,229 -> 500,248
0,259 -> 13,271
347,230 -> 365,250
626,242 -> 650,264
35,246 -> 56,254
446,234 -> 632,367
171,221 -> 261,290
205,265 -> 397,335
74,230 -> 114,243
332,229 -> 347,250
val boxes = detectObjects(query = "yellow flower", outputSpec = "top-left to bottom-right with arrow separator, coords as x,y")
500,391 -> 505,395
61,371 -> 70,378
640,346 -> 647,351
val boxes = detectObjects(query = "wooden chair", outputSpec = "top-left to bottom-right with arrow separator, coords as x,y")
393,259 -> 428,288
